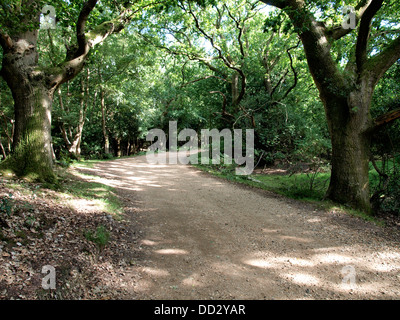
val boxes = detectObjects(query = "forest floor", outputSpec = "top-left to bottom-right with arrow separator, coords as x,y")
1,153 -> 400,299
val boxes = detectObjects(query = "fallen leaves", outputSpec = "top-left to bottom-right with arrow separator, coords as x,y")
0,176 -> 141,300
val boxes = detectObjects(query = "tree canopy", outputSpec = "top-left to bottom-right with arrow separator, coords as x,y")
0,0 -> 399,214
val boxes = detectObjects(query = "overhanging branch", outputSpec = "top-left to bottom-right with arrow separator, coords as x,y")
372,107 -> 400,131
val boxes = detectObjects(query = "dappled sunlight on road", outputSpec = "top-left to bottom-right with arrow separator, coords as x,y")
75,154 -> 400,300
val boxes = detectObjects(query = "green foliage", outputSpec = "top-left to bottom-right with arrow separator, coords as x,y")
84,225 -> 110,251
370,62 -> 400,215
2,0 -> 399,215
0,193 -> 14,217
381,171 -> 400,214
370,156 -> 400,215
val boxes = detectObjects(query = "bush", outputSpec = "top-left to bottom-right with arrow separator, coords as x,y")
102,153 -> 114,160
370,155 -> 400,215
380,172 -> 400,215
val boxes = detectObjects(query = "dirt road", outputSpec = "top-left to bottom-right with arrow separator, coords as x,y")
79,154 -> 400,300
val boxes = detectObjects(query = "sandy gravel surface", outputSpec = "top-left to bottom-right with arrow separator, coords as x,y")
79,154 -> 400,300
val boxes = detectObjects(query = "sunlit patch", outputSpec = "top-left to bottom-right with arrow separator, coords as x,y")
182,275 -> 204,287
134,279 -> 154,293
154,248 -> 188,255
66,198 -> 105,213
376,251 -> 400,260
287,273 -> 320,285
275,256 -> 316,267
278,235 -> 312,243
369,263 -> 400,273
141,239 -> 159,246
261,228 -> 279,233
142,267 -> 170,277
313,253 -> 354,264
244,258 -> 273,269
307,217 -> 322,223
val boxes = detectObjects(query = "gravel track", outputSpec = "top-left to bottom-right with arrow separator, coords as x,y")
80,154 -> 400,300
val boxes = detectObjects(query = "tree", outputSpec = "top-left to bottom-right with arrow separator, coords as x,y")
259,0 -> 400,213
0,0 -> 147,181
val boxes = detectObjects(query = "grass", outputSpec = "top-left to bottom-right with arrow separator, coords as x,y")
70,151 -> 147,169
59,171 -> 124,219
194,160 -> 385,226
84,225 -> 110,251
194,162 -> 329,199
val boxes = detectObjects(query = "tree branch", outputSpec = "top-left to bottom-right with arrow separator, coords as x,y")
75,0 -> 98,58
224,4 -> 246,58
365,35 -> 400,83
279,40 -> 300,101
180,75 -> 227,88
259,0 -> 289,10
262,0 -> 345,98
138,32 -> 227,77
0,32 -> 13,50
210,90 -> 230,116
326,0 -> 372,41
372,107 -> 400,131
51,1 -> 139,88
185,2 -> 247,105
355,0 -> 384,72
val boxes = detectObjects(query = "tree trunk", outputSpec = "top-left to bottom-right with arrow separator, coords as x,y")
1,30 -> 56,181
0,138 -> 6,160
57,87 -> 72,150
100,88 -> 110,154
8,82 -> 55,181
68,69 -> 90,158
327,121 -> 371,213
323,90 -> 373,214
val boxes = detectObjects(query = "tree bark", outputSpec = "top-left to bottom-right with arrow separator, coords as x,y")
6,80 -> 55,181
0,139 -> 6,160
101,87 -> 110,154
324,93 -> 372,213
1,28 -> 56,181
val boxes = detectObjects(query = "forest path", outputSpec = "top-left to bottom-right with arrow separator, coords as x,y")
78,153 -> 400,299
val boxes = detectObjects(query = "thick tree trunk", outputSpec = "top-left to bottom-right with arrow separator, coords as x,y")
327,122 -> 371,213
8,82 -> 55,181
323,90 -> 373,214
1,30 -> 56,181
